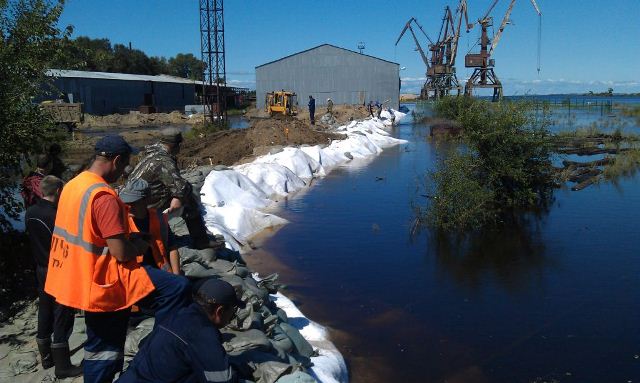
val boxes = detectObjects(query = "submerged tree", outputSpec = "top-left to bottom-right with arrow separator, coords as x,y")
420,97 -> 554,232
0,0 -> 70,232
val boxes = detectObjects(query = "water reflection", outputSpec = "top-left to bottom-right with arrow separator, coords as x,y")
425,215 -> 554,293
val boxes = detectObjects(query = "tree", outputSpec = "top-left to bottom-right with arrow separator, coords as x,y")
0,0 -> 70,232
420,97 -> 554,232
168,53 -> 205,81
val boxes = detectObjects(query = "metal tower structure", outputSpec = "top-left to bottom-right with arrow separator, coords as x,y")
200,0 -> 227,124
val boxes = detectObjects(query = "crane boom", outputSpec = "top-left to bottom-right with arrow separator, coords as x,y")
395,18 -> 431,69
450,0 -> 469,65
489,0 -> 516,56
489,0 -> 542,56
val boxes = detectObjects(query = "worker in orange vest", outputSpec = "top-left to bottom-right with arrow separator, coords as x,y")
119,178 -> 181,275
44,135 -> 190,383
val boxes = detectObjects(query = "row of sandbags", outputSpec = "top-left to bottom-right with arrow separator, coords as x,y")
199,114 -> 407,253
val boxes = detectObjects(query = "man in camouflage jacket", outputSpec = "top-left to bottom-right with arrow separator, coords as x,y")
128,128 -> 219,249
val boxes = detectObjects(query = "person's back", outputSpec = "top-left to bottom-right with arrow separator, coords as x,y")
118,279 -> 240,383
119,303 -> 229,382
127,141 -> 188,211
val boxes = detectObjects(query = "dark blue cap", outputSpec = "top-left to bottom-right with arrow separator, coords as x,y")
95,135 -> 138,156
197,278 -> 245,308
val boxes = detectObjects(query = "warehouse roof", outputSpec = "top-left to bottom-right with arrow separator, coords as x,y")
255,44 -> 399,69
46,69 -> 197,84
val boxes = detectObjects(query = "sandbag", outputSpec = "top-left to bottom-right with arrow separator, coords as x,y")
229,348 -> 299,383
279,323 -> 315,358
275,370 -> 317,383
124,318 -> 155,357
222,329 -> 272,355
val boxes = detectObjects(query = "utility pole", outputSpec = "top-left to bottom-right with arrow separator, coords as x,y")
199,0 -> 227,125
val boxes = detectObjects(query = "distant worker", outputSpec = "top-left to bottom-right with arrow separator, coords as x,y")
21,154 -> 51,208
48,143 -> 68,180
368,101 -> 374,118
120,178 -> 181,275
118,278 -> 242,383
376,101 -> 383,119
25,176 -> 82,379
308,95 -> 315,125
128,128 -> 222,250
326,98 -> 333,114
44,135 -> 190,383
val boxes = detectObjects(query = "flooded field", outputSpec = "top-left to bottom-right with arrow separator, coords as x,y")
257,100 -> 640,382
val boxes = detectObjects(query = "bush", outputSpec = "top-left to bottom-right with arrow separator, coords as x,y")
1,0 -> 70,232
423,97 -> 554,231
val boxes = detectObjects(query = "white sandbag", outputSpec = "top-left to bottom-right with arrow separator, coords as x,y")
271,292 -> 348,383
299,145 -> 345,173
234,162 -> 307,198
204,205 -> 288,244
255,147 -> 325,181
201,169 -> 271,209
328,134 -> 381,159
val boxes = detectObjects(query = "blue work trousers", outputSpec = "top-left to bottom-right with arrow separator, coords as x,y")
83,265 -> 190,383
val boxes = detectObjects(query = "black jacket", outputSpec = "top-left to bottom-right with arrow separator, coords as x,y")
118,303 -> 236,383
25,198 -> 57,288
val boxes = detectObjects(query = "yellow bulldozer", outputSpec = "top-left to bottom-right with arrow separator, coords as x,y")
265,91 -> 298,117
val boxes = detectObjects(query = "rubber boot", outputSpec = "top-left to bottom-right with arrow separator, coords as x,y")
36,337 -> 54,369
183,208 -> 223,250
51,342 -> 83,378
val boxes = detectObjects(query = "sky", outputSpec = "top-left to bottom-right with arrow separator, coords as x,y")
58,0 -> 640,95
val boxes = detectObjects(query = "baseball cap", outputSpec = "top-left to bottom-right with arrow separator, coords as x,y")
197,278 -> 245,308
119,178 -> 150,204
95,135 -> 138,156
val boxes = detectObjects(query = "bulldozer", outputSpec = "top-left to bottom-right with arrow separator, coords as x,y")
265,91 -> 298,117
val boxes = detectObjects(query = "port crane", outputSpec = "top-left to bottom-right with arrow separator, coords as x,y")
464,0 -> 542,101
395,1 -> 470,100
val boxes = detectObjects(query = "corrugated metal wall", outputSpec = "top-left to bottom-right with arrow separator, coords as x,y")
256,45 -> 399,110
52,78 -> 196,115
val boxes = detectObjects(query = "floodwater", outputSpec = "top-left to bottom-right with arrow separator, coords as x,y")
258,101 -> 640,382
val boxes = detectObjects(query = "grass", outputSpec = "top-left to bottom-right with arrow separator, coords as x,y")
603,148 -> 640,180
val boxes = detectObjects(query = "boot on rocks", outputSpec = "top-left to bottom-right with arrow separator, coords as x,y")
51,342 -> 82,378
36,337 -> 53,369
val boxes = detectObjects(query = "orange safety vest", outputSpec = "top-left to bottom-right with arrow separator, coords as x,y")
44,171 -> 155,312
128,208 -> 171,271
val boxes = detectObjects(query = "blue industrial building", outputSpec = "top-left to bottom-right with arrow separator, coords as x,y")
45,69 -> 197,115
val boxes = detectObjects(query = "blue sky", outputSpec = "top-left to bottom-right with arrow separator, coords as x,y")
59,0 -> 640,95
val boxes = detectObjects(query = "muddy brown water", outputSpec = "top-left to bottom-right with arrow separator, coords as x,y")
248,106 -> 640,383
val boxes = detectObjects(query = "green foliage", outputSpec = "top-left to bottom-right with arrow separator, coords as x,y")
184,120 -> 229,140
167,53 -> 205,80
0,0 -> 70,232
421,153 -> 496,232
423,97 -> 554,232
50,36 -> 206,80
432,95 -> 477,121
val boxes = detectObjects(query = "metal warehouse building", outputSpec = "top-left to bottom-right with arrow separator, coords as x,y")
256,44 -> 400,109
45,69 -> 197,115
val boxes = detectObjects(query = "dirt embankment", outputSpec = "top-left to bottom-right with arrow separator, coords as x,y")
63,105 -> 370,169
79,111 -> 202,128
